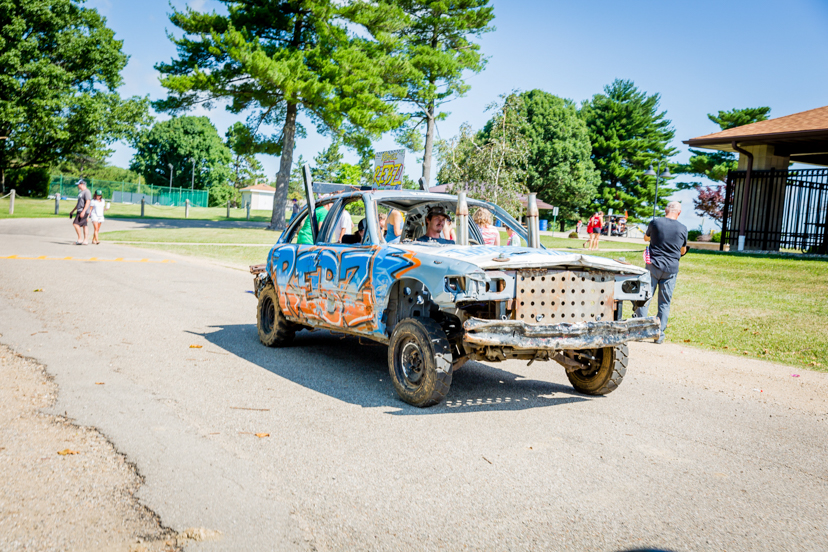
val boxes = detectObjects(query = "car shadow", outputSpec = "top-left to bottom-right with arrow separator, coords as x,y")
197,323 -> 590,415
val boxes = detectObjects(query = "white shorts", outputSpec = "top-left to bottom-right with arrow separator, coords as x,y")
90,216 -> 104,223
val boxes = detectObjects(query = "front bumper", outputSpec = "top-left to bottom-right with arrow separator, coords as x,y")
463,316 -> 660,350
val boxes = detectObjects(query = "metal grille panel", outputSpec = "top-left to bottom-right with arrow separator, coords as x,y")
515,270 -> 614,324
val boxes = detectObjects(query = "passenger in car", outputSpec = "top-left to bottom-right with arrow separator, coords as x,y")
416,206 -> 455,244
341,218 -> 367,245
474,208 -> 500,246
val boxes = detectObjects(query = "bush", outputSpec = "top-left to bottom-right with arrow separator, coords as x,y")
208,183 -> 234,207
711,231 -> 721,243
688,230 -> 702,242
5,167 -> 50,197
568,231 -> 578,239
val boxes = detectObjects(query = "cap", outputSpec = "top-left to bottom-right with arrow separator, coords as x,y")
95,189 -> 103,196
426,205 -> 452,221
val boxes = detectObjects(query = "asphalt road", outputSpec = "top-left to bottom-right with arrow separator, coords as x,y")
1,218 -> 826,552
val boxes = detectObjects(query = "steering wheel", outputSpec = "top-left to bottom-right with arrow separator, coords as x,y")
468,238 -> 480,245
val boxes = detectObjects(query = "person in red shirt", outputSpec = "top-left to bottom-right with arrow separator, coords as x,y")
585,211 -> 603,250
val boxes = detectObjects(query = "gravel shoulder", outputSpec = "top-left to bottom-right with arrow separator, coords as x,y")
0,344 -> 211,551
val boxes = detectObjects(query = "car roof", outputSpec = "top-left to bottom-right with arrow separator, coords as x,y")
324,189 -> 496,211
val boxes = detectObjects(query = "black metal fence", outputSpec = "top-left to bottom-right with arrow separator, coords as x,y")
722,168 -> 828,253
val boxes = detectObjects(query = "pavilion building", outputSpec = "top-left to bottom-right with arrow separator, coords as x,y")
685,106 -> 828,253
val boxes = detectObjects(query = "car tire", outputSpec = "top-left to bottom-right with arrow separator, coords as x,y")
388,317 -> 452,407
257,282 -> 295,347
566,344 -> 628,395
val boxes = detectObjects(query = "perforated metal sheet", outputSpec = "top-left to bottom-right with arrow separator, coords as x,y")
515,269 -> 614,324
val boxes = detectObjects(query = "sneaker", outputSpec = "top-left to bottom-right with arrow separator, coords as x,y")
655,333 -> 666,344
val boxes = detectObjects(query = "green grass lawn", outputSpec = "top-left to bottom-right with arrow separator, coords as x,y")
133,243 -> 272,268
0,196 -> 286,223
59,224 -> 828,373
103,227 -> 282,244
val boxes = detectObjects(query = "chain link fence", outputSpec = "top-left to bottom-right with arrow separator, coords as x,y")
49,175 -> 209,208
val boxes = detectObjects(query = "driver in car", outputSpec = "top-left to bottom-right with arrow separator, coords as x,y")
416,206 -> 455,244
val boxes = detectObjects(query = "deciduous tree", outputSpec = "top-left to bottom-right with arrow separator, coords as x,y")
437,93 -> 528,217
130,116 -> 233,206
580,79 -> 676,220
155,0 -> 407,229
518,90 -> 598,228
0,0 -> 150,192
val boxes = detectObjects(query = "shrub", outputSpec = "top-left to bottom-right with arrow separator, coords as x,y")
711,231 -> 721,243
687,230 -> 702,242
6,167 -> 50,197
568,231 -> 578,239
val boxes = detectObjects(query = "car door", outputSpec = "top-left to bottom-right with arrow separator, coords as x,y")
314,197 -> 379,334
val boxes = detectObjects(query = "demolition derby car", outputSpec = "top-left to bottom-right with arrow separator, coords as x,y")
251,169 -> 659,407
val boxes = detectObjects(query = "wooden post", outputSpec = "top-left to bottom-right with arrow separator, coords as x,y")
141,197 -> 145,217
55,193 -> 60,215
8,189 -> 14,215
185,199 -> 190,219
246,201 -> 251,221
226,200 -> 230,218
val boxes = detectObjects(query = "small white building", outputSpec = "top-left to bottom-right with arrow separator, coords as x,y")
240,183 -> 276,210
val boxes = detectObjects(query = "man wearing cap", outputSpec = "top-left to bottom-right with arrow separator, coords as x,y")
68,179 -> 92,245
416,206 -> 455,244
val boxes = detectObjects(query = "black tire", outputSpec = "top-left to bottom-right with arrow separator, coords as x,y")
566,344 -> 628,395
257,283 -> 295,347
388,317 -> 452,407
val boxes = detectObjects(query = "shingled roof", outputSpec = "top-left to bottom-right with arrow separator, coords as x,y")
685,106 -> 828,146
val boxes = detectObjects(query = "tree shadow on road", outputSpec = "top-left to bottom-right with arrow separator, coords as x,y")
197,324 -> 590,415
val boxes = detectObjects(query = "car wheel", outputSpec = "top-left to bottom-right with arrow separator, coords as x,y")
388,317 -> 452,407
257,282 -> 295,347
566,344 -> 628,395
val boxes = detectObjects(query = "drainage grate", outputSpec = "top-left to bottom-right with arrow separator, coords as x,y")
515,269 -> 615,324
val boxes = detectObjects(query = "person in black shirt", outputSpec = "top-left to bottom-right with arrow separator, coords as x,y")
635,201 -> 688,344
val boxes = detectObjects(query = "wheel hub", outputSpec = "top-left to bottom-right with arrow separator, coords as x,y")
400,341 -> 424,384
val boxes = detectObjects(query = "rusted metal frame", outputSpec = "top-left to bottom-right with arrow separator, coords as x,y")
463,316 -> 660,351
721,171 -> 733,251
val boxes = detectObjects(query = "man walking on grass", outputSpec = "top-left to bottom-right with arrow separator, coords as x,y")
636,201 -> 688,344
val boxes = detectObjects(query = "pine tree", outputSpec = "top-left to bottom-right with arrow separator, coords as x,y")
155,0 -> 407,229
580,79 -> 677,220
518,89 -> 598,227
312,139 -> 344,182
676,107 -> 771,187
392,0 -> 495,186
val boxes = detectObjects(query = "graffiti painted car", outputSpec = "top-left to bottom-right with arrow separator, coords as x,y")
252,186 -> 659,407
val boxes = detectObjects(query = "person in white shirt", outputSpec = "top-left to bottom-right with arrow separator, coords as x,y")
89,189 -> 110,245
338,208 -> 353,242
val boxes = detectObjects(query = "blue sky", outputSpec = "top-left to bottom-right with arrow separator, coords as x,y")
92,0 -> 828,230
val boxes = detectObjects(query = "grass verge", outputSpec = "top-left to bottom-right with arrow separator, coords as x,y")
102,227 -> 282,244
0,196 -> 286,223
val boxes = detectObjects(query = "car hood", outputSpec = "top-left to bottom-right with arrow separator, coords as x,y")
398,244 -> 646,274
